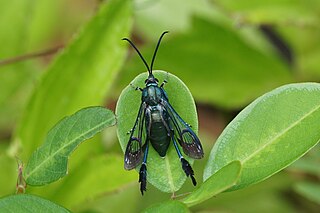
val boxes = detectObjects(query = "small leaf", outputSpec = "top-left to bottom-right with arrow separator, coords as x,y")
142,200 -> 190,213
294,181 -> 320,205
0,194 -> 69,213
182,161 -> 241,207
116,71 -> 199,193
24,107 -> 116,185
204,83 -> 320,190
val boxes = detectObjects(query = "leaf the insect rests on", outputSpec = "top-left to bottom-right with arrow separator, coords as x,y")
204,83 -> 320,191
0,194 -> 70,213
24,107 -> 116,186
116,70 -> 199,193
182,161 -> 242,207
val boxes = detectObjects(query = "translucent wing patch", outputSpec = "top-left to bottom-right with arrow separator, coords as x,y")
162,98 -> 204,159
124,103 -> 146,170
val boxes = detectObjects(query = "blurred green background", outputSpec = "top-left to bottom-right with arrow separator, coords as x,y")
0,0 -> 319,212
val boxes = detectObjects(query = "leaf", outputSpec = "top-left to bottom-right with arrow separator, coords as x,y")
294,181 -> 320,205
182,161 -> 241,207
0,150 -> 16,196
134,0 -> 214,39
15,0 -> 132,161
0,1 -> 41,130
116,70 -> 199,193
49,154 -> 136,209
204,83 -> 320,191
142,200 -> 189,213
278,25 -> 320,80
23,107 -> 116,185
117,17 -> 292,109
0,194 -> 70,213
216,0 -> 320,26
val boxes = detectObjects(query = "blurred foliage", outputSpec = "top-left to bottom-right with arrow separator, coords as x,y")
0,0 -> 319,212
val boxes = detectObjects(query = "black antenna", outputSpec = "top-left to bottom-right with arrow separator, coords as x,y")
122,38 -> 151,73
150,31 -> 169,72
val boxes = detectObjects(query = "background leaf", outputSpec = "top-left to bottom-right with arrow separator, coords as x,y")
204,83 -> 320,190
14,0 -> 132,161
117,17 -> 292,108
294,181 -> 320,205
182,161 -> 241,207
116,71 -> 200,193
215,0 -> 320,26
0,194 -> 70,213
0,145 -> 16,195
49,154 -> 136,209
142,200 -> 190,213
24,107 -> 116,185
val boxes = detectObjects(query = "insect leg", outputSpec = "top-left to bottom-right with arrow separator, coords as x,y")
139,139 -> 149,195
160,72 -> 169,88
171,134 -> 197,186
129,83 -> 143,91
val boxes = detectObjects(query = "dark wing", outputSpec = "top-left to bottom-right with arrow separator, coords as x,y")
124,102 -> 146,170
162,99 -> 204,159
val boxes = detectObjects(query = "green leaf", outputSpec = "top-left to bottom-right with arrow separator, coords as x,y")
0,151 -> 16,196
204,83 -> 320,190
182,161 -> 241,207
278,25 -> 320,80
294,181 -> 320,205
216,0 -> 320,26
135,0 -> 215,39
49,154 -> 136,209
116,70 -> 199,193
0,1 -> 41,130
142,200 -> 189,213
0,194 -> 70,213
118,17 -> 291,109
24,107 -> 116,185
15,0 -> 132,161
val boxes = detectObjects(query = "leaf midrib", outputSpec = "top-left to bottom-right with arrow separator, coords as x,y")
165,156 -> 175,192
242,103 -> 320,164
25,118 -> 112,181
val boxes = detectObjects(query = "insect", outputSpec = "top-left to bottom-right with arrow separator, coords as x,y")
122,31 -> 204,195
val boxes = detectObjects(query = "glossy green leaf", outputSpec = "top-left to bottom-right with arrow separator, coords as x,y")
116,71 -> 199,193
294,181 -> 320,205
24,107 -> 116,185
182,161 -> 241,207
118,17 -> 291,109
142,200 -> 189,213
49,154 -> 136,209
204,83 -> 320,190
216,0 -> 320,26
0,194 -> 70,213
15,0 -> 132,161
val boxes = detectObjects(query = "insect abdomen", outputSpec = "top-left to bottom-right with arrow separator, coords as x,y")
147,108 -> 170,157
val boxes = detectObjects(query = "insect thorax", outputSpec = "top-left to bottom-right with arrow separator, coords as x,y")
142,85 -> 166,106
